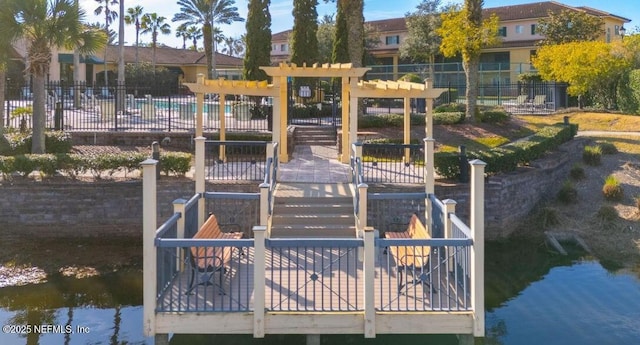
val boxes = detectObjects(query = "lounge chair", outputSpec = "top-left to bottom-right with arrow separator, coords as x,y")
531,95 -> 547,109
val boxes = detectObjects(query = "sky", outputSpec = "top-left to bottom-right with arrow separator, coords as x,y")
79,0 -> 640,50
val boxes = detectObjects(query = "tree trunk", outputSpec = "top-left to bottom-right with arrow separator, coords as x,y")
344,0 -> 364,68
203,24 -> 213,79
117,0 -> 125,113
32,73 -> 46,154
463,57 -> 479,121
0,69 -> 5,131
211,28 -> 218,79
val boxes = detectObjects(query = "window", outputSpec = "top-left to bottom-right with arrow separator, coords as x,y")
614,25 -> 620,35
607,28 -> 611,43
515,25 -> 524,34
272,44 -> 277,51
280,44 -> 287,52
531,24 -> 537,35
498,27 -> 507,37
385,35 -> 400,45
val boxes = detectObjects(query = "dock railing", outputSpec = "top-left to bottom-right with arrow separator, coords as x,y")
351,143 -> 368,235
360,143 -> 424,184
204,140 -> 270,181
259,142 -> 279,230
143,156 -> 487,338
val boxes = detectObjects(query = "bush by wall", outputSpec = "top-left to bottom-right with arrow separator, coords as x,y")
434,123 -> 578,179
0,151 -> 192,179
1,130 -> 73,155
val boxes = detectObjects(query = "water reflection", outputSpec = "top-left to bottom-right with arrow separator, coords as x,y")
1,240 -> 640,345
0,270 -> 145,345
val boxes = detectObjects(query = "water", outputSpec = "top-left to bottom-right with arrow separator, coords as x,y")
140,100 -> 233,115
1,244 -> 639,345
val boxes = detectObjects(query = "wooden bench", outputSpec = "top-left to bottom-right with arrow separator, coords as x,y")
186,214 -> 244,295
385,214 -> 433,295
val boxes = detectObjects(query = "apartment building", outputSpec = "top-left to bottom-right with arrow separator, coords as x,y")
270,1 -> 630,81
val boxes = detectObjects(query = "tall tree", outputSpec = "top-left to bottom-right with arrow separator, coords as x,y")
117,0 -> 125,113
243,0 -> 271,81
141,13 -> 171,71
537,9 -> 605,45
187,25 -> 203,50
533,41 -> 630,108
400,0 -> 444,80
438,1 -> 499,120
176,23 -> 190,49
291,0 -> 319,66
173,0 -> 244,79
0,0 -> 106,153
222,36 -> 244,56
124,5 -> 144,65
94,0 -> 118,86
317,14 -> 335,63
0,36 -> 9,134
331,1 -> 349,63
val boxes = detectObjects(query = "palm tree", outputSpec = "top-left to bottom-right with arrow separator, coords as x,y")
222,36 -> 244,57
187,26 -> 203,50
176,23 -> 189,49
0,0 -> 106,153
94,0 -> 119,86
124,5 -> 144,65
172,0 -> 244,78
141,13 -> 171,71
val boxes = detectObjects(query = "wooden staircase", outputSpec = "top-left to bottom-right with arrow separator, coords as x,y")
270,183 -> 356,238
294,126 -> 336,146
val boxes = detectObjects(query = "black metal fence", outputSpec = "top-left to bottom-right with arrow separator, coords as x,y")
361,143 -> 424,184
204,141 -> 269,181
3,81 -> 271,132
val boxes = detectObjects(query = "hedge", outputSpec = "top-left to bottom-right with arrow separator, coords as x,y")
434,123 -> 578,179
1,130 -> 73,155
0,151 -> 192,179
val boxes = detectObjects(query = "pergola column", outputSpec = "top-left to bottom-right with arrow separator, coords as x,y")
341,77 -> 351,163
278,76 -> 289,162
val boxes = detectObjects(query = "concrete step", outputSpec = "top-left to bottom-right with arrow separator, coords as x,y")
273,203 -> 353,214
273,196 -> 353,204
272,213 -> 354,225
270,224 -> 356,238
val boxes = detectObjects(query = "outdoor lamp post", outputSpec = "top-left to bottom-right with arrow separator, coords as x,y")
620,25 -> 626,40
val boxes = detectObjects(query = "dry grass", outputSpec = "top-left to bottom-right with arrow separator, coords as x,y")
517,112 -> 640,132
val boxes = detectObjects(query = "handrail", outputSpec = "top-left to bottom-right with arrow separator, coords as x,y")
451,214 -> 473,240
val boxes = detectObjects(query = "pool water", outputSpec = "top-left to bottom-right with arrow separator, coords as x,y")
139,100 -> 233,114
1,252 -> 639,344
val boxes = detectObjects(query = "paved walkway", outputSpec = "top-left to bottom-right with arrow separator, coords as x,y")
277,145 -> 351,183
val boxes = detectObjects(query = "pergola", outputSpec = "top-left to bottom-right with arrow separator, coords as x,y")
185,62 -> 446,163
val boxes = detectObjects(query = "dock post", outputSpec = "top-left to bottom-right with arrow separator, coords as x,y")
363,227 -> 376,338
357,183 -> 368,235
195,136 -> 206,227
253,225 -> 267,338
424,138 -> 435,235
141,159 -> 158,337
443,199 -> 457,274
470,160 -> 486,337
259,182 -> 269,226
174,199 -> 187,271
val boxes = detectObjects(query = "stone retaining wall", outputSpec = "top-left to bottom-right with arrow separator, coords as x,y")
1,138 -> 587,238
0,179 -> 257,236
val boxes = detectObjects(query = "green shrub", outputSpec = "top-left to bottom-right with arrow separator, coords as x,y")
602,175 -> 624,201
596,205 -> 618,222
29,154 -> 58,176
433,112 -> 465,125
160,152 -> 192,176
12,154 -> 37,176
598,141 -> 618,155
56,154 -> 87,178
569,164 -> 585,180
0,156 -> 15,178
557,180 -> 577,204
477,110 -> 509,124
583,145 -> 602,166
435,90 -> 458,106
2,130 -> 72,155
433,124 -> 577,179
434,102 -> 465,113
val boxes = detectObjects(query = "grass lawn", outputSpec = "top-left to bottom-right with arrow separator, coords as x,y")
517,112 -> 640,132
